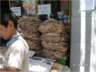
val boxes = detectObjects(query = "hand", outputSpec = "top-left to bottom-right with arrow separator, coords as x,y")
0,67 -> 17,72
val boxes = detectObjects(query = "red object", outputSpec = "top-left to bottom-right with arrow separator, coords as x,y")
63,0 -> 69,5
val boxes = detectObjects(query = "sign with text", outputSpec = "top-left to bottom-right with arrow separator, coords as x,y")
38,4 -> 51,16
11,7 -> 21,16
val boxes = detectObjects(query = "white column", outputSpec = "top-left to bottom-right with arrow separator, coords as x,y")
80,11 -> 86,72
71,0 -> 95,72
71,0 -> 81,72
90,10 -> 96,72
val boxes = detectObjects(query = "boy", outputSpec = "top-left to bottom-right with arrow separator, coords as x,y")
0,12 -> 29,72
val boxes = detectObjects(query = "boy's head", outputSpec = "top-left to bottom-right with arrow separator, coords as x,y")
0,0 -> 18,40
0,13 -> 18,40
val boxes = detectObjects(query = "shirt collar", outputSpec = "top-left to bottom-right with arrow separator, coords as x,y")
7,32 -> 20,47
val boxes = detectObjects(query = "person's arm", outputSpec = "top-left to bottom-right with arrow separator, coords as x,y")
0,67 -> 17,72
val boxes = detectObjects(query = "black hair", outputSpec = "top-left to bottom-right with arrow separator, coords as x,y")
0,0 -> 18,29
1,13 -> 18,29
